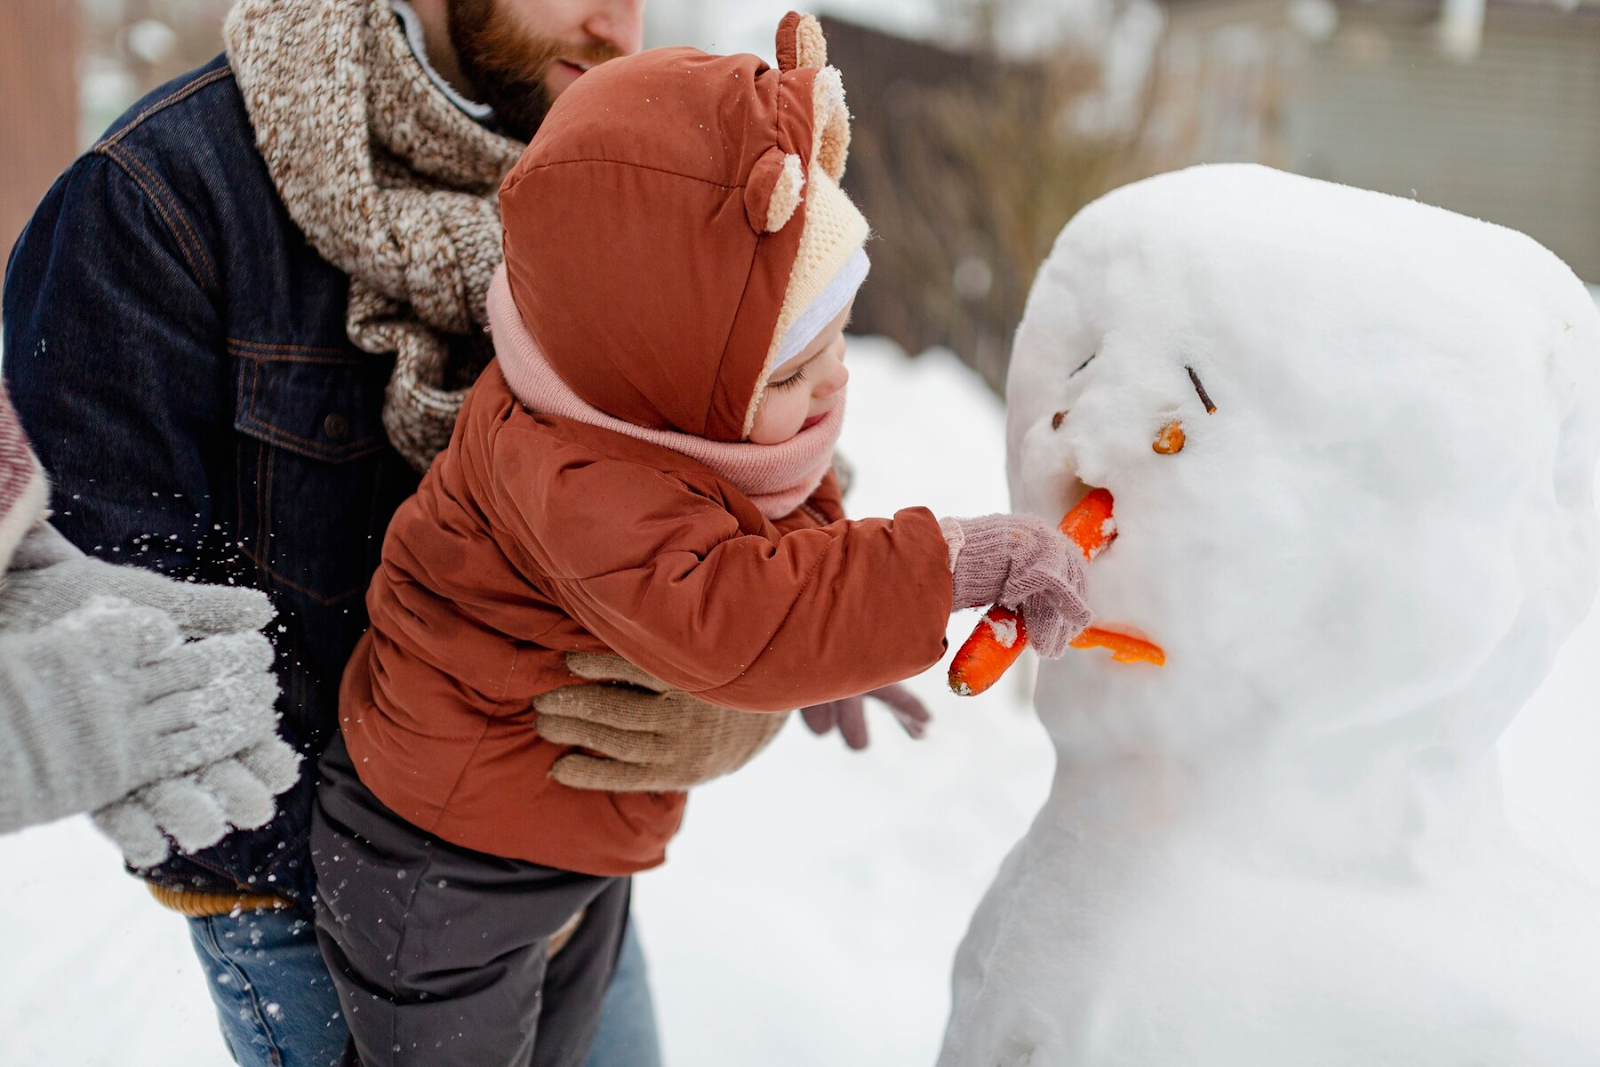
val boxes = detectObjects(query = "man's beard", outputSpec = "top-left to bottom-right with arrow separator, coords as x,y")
448,0 -> 622,143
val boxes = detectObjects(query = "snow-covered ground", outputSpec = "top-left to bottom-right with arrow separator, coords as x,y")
0,331 -> 1596,1065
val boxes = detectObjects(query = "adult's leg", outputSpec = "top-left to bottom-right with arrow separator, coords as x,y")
188,906 -> 348,1067
583,921 -> 662,1067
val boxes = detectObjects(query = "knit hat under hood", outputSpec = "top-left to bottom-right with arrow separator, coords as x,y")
497,12 -> 867,443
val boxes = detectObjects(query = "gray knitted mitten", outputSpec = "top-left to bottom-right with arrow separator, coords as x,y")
0,595 -> 295,866
0,523 -> 275,639
938,513 -> 1093,658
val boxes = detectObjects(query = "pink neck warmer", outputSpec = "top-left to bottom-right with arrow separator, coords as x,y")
487,267 -> 843,520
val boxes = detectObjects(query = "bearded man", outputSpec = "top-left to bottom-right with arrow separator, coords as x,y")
1,2 -> 829,1064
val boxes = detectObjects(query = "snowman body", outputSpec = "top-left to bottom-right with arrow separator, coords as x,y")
938,165 -> 1600,1067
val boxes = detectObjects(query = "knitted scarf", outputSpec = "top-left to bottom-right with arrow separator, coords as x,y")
224,0 -> 525,471
487,268 -> 843,520
0,388 -> 49,577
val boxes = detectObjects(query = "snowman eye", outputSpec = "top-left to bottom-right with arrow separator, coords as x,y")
1070,353 -> 1097,377
1186,366 -> 1217,414
1153,419 -> 1186,454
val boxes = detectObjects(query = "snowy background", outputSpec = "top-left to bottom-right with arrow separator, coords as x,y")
2,312 -> 1598,1064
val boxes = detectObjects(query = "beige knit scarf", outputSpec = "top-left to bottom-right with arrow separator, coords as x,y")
224,0 -> 524,471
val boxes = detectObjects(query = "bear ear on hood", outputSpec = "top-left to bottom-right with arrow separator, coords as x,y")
745,147 -> 806,234
774,12 -> 851,184
776,10 -> 828,70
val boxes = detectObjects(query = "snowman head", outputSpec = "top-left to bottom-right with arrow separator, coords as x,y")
1011,165 -> 1599,761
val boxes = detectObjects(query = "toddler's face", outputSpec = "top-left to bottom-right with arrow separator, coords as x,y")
749,301 -> 853,445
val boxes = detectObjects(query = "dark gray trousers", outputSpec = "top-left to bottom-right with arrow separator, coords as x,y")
312,735 -> 629,1067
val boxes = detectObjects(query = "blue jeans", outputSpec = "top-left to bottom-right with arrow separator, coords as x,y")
189,909 -> 661,1067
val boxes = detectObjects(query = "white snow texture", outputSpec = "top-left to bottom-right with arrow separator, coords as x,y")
940,164 -> 1600,1067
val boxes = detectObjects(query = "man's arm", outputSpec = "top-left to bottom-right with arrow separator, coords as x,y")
4,150 -> 229,575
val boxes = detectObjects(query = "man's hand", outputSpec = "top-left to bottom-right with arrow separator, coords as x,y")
800,683 -> 931,750
537,653 -> 788,793
0,596 -> 295,864
0,524 -> 275,639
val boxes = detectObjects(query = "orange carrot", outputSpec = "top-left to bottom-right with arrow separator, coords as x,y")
948,607 -> 1029,696
1070,627 -> 1166,666
948,486 -> 1166,695
1059,487 -> 1117,559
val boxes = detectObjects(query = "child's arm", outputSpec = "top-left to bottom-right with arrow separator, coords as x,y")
501,458 -> 953,713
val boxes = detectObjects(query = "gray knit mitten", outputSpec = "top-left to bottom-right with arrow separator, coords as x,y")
0,523 -> 274,639
0,595 -> 295,866
538,653 -> 789,793
938,514 -> 1093,658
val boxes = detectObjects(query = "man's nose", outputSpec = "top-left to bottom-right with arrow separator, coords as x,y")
585,1 -> 646,56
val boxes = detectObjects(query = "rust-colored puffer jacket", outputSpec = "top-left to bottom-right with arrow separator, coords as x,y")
340,39 -> 954,876
341,364 -> 952,874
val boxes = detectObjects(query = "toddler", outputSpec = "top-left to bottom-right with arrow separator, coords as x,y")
312,14 -> 1091,1067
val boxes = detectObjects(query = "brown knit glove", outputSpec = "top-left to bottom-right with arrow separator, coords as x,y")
537,653 -> 790,793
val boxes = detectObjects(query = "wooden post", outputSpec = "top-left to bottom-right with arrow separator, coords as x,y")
1,0 -> 80,268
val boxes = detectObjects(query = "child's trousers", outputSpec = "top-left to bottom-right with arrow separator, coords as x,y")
312,735 -> 630,1067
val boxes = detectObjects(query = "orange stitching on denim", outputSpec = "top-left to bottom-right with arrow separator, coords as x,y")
230,352 -> 362,367
237,415 -> 384,461
228,338 -> 353,356
227,344 -> 363,368
111,148 -> 217,291
253,362 -> 268,557
96,144 -> 207,289
100,67 -> 234,147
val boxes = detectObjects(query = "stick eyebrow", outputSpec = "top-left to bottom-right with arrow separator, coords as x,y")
1186,365 -> 1217,414
1070,353 -> 1097,377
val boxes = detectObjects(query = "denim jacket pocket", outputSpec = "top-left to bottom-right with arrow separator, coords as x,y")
232,343 -> 393,606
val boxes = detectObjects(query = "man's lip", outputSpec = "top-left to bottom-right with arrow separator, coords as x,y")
557,59 -> 592,75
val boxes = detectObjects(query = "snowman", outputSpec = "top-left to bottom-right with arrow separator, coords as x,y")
938,164 -> 1600,1066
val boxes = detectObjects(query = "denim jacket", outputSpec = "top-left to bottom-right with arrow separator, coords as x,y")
3,55 -> 421,907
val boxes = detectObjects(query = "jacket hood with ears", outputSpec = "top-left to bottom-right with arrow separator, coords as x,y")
498,13 -> 845,443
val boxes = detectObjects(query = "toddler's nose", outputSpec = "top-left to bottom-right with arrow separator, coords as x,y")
816,362 -> 849,398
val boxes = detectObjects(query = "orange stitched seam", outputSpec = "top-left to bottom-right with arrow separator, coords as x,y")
262,439 -> 275,570
95,144 -> 207,290
112,148 -> 218,292
100,67 -> 234,147
237,415 -> 382,460
227,350 -> 363,367
253,362 -> 268,557
228,338 -> 359,359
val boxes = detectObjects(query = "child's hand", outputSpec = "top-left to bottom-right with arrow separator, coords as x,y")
537,653 -> 788,793
938,514 -> 1093,658
801,683 -> 930,750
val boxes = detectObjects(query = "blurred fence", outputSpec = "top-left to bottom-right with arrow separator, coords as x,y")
823,14 -> 1172,394
4,0 -> 1596,387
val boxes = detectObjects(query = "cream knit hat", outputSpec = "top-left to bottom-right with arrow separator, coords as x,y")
740,15 -> 872,438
